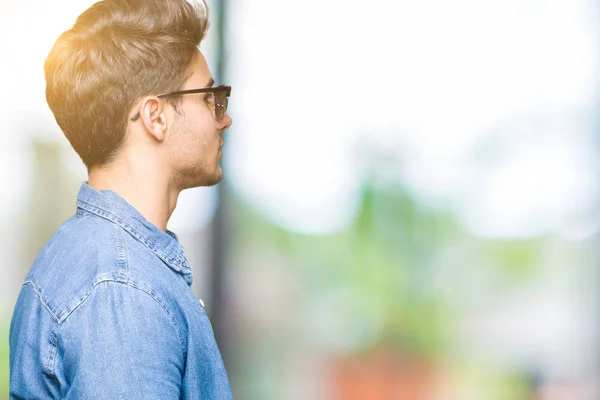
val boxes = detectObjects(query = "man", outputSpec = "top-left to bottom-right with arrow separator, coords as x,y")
9,0 -> 233,398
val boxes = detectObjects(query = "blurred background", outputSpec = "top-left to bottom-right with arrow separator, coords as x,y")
1,0 -> 599,398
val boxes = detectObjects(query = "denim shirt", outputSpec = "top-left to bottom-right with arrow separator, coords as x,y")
9,182 -> 233,399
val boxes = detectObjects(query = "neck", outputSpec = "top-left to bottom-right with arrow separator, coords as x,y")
87,158 -> 179,232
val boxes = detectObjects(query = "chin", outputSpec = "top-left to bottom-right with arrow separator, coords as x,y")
198,167 -> 223,187
178,166 -> 222,189
208,168 -> 223,186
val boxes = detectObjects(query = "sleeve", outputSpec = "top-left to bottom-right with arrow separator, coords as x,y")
57,281 -> 184,400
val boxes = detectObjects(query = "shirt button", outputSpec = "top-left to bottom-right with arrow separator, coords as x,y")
198,298 -> 205,308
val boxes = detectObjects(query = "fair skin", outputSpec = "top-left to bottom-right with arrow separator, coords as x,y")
88,50 -> 232,231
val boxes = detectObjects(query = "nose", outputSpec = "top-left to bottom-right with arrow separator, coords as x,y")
218,112 -> 232,132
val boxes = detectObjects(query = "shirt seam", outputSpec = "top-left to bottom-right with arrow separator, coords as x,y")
121,228 -> 130,271
57,278 -> 187,357
24,281 -> 59,323
116,224 -> 129,270
22,282 -> 60,377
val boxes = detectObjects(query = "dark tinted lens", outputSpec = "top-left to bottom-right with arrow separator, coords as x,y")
214,91 -> 228,120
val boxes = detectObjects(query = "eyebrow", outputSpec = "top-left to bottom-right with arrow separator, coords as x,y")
205,77 -> 215,88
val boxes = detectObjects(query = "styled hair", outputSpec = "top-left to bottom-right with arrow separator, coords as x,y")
45,0 -> 209,169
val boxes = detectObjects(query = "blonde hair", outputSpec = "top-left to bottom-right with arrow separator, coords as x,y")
45,0 -> 209,169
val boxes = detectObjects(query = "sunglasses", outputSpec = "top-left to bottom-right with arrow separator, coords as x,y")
130,85 -> 231,121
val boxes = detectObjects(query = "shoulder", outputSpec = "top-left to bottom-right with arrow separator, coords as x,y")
53,280 -> 186,399
59,279 -> 185,353
23,213 -> 161,324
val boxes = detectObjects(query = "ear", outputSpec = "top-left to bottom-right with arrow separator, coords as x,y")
137,96 -> 169,142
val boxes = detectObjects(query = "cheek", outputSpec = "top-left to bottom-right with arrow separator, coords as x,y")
174,104 -> 219,154
188,107 -> 218,138
186,124 -> 218,161
189,99 -> 216,125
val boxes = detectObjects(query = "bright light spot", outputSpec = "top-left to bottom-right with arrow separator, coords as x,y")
229,0 -> 598,237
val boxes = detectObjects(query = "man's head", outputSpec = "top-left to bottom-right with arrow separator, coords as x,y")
45,0 -> 231,188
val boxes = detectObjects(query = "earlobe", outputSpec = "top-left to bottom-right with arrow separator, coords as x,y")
138,97 -> 168,142
153,113 -> 168,141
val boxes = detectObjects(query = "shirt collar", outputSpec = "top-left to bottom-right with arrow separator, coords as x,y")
75,182 -> 193,285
